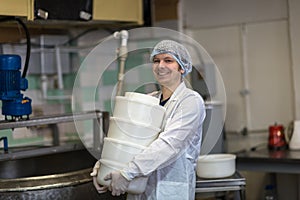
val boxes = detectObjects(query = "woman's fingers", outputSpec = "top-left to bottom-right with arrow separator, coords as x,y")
92,177 -> 108,194
104,173 -> 112,181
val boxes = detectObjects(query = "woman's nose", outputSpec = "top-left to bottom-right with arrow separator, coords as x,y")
158,60 -> 165,67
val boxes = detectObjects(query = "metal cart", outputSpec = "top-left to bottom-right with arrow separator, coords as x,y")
195,171 -> 246,200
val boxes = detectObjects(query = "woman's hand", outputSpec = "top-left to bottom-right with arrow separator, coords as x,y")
90,160 -> 108,193
104,171 -> 130,196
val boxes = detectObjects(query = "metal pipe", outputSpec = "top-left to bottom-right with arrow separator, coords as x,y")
0,110 -> 103,130
55,46 -> 64,90
114,30 -> 129,96
0,111 -> 105,154
41,46 -> 71,100
49,124 -> 60,146
240,24 -> 252,130
0,137 -> 8,153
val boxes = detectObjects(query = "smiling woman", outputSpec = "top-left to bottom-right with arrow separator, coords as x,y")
90,39 -> 206,200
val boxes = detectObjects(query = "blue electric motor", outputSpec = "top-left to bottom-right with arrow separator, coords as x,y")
0,54 -> 32,120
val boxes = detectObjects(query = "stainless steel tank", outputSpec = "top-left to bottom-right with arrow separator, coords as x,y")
0,145 -> 126,200
0,111 -> 126,199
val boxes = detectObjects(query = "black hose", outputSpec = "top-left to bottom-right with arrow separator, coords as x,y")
14,18 -> 31,78
0,17 -> 31,78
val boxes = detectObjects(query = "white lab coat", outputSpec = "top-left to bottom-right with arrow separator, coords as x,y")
123,82 -> 206,200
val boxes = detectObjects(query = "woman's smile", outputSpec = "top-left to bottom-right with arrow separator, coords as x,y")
156,69 -> 171,77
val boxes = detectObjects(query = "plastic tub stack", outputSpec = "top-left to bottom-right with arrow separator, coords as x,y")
97,92 -> 166,194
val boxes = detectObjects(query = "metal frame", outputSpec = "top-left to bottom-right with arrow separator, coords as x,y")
196,171 -> 246,200
0,110 -> 109,152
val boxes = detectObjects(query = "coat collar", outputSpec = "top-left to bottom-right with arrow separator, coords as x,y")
150,81 -> 187,105
160,81 -> 187,107
169,81 -> 186,101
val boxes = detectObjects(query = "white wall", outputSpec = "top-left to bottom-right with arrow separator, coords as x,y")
178,1 -> 300,199
181,0 -> 298,132
289,0 -> 300,120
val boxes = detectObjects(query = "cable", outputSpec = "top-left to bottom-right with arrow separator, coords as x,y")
14,18 -> 31,78
0,17 -> 31,78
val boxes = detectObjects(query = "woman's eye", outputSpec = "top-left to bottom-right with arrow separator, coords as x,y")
153,59 -> 160,63
165,59 -> 173,63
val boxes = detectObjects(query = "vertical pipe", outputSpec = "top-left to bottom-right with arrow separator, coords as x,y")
93,117 -> 101,154
177,0 -> 183,33
117,56 -> 126,96
102,111 -> 110,136
55,46 -> 64,90
40,35 -> 47,99
114,30 -> 128,96
41,75 -> 48,99
93,111 -> 109,158
49,124 -> 60,146
240,24 -> 252,130
0,137 -> 8,153
40,35 -> 46,75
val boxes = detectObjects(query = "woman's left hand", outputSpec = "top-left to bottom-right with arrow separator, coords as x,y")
104,171 -> 130,196
90,161 -> 108,193
92,176 -> 108,193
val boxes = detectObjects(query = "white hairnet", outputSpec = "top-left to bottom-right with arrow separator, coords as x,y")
150,40 -> 192,76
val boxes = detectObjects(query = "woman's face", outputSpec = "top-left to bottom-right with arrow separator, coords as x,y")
152,53 -> 184,90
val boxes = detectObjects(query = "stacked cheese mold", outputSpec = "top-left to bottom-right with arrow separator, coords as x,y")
97,92 -> 166,194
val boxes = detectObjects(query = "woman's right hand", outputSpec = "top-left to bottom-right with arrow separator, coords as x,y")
90,160 -> 108,193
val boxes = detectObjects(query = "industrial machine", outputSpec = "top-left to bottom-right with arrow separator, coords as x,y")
0,17 -> 32,121
0,54 -> 32,121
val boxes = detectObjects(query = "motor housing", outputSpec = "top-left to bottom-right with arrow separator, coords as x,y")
0,54 -> 32,120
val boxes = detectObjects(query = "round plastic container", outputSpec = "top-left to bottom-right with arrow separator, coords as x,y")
101,137 -> 145,164
113,96 -> 165,128
97,159 -> 148,194
107,117 -> 160,147
125,92 -> 159,105
196,154 -> 236,178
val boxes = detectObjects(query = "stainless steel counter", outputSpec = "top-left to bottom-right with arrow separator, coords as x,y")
225,131 -> 300,173
237,147 -> 300,174
232,134 -> 300,200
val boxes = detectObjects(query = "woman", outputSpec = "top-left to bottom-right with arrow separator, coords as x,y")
91,40 -> 206,200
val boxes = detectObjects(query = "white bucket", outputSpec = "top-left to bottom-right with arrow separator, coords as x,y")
101,137 -> 145,164
97,159 -> 148,194
125,92 -> 159,105
113,96 -> 165,128
107,117 -> 160,147
197,154 -> 236,178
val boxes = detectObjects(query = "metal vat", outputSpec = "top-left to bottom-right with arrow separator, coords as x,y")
0,145 -> 126,200
0,111 -> 127,199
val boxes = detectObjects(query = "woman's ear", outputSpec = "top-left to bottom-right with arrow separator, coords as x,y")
180,68 -> 185,74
